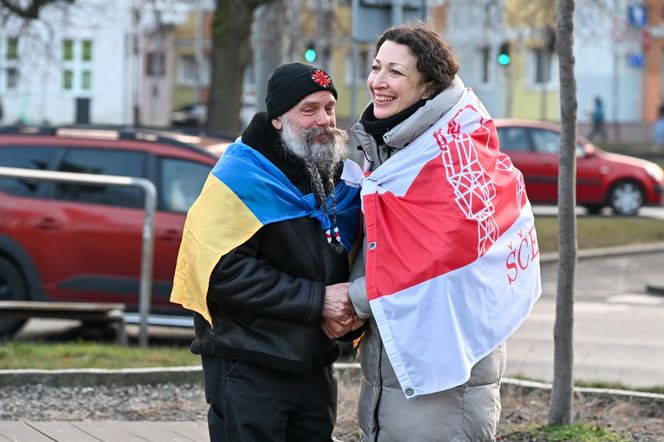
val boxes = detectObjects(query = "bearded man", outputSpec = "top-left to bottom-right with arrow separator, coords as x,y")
170,63 -> 362,442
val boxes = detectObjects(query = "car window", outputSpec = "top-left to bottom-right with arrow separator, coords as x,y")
159,157 -> 210,213
53,148 -> 146,208
0,146 -> 58,197
531,129 -> 560,154
497,127 -> 531,152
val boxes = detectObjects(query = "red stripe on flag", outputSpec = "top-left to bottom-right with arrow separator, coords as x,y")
364,117 -> 526,301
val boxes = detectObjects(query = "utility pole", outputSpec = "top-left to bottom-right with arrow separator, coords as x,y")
316,0 -> 333,72
391,0 -> 403,26
194,0 -> 205,104
612,0 -> 621,141
150,1 -> 164,126
132,5 -> 142,126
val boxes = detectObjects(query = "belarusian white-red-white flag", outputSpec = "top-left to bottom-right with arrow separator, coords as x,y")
360,89 -> 541,398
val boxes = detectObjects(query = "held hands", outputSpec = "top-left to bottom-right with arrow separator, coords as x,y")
321,314 -> 365,339
322,282 -> 354,320
321,283 -> 365,339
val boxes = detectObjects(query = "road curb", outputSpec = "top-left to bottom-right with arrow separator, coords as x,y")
539,241 -> 664,264
2,363 -> 663,408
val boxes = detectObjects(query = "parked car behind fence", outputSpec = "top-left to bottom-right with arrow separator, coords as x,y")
0,126 -> 223,337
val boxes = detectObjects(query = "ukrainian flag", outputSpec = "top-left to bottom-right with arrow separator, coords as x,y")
171,142 -> 361,324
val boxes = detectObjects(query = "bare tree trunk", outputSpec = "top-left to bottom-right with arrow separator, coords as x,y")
548,0 -> 577,426
207,0 -> 271,134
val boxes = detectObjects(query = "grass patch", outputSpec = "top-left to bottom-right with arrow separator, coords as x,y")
0,341 -> 199,370
534,216 -> 664,254
503,423 -> 628,441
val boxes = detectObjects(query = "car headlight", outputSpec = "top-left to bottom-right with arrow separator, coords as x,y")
645,163 -> 664,182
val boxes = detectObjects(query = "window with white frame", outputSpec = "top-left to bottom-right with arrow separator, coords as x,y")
63,39 -> 74,61
176,54 -> 209,87
82,40 -> 93,61
146,52 -> 166,77
176,55 -> 196,87
528,46 -> 557,88
6,67 -> 19,89
7,38 -> 19,60
82,70 -> 92,90
4,37 -> 20,91
63,69 -> 74,90
62,38 -> 94,93
534,47 -> 552,84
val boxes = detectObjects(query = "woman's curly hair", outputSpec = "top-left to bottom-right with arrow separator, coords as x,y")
375,22 -> 459,97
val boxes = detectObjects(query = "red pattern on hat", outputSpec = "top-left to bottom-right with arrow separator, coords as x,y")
311,69 -> 332,88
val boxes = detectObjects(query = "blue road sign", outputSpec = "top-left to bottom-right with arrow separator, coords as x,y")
628,3 -> 647,28
627,53 -> 645,67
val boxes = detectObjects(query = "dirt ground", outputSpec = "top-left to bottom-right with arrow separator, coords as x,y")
332,371 -> 664,442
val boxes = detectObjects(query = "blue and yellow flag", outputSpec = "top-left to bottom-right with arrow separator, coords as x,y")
170,142 -> 360,324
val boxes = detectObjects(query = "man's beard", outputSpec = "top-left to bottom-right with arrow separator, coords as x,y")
280,117 -> 349,253
280,117 -> 349,169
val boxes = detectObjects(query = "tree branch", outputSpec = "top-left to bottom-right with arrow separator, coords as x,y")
0,0 -> 74,19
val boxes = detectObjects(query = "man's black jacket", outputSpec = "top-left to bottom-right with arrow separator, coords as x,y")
191,112 -> 351,373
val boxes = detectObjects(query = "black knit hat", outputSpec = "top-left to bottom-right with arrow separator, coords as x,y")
265,63 -> 338,119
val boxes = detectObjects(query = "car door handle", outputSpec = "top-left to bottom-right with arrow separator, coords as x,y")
34,217 -> 62,231
156,229 -> 182,242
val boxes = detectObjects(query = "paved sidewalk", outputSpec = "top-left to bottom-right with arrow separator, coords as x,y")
0,421 -> 208,441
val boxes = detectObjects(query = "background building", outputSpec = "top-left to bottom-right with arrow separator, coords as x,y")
1,0 -> 661,144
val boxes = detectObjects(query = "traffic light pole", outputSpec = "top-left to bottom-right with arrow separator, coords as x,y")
504,64 -> 514,118
351,39 -> 359,121
391,0 -> 403,26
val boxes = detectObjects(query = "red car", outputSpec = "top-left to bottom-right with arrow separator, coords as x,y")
0,127 -> 218,337
495,119 -> 664,215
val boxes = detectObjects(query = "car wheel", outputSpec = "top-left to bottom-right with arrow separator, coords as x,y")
0,257 -> 29,338
583,204 -> 604,215
609,181 -> 644,216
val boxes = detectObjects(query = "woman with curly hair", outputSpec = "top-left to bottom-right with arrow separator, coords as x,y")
328,22 -> 541,441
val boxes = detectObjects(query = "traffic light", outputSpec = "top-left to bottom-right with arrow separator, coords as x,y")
497,42 -> 511,67
304,43 -> 317,63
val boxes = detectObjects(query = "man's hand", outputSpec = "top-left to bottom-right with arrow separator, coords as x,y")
323,282 -> 353,321
321,315 -> 365,339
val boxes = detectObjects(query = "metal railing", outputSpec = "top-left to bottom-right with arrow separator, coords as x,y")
0,166 -> 157,347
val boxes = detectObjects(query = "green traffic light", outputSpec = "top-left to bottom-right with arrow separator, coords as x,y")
497,53 -> 511,66
304,48 -> 317,63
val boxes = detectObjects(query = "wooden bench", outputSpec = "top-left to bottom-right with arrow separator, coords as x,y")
0,301 -> 127,345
